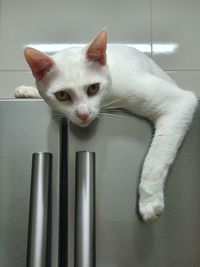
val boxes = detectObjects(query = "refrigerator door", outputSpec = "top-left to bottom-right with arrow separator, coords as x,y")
68,105 -> 200,267
0,100 -> 60,267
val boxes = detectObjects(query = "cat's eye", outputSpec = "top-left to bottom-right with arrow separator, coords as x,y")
87,83 -> 100,97
55,91 -> 72,102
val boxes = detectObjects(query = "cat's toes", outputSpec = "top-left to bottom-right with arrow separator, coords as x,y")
15,86 -> 41,98
139,195 -> 164,223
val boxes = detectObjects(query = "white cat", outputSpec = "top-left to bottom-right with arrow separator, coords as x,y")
15,30 -> 198,223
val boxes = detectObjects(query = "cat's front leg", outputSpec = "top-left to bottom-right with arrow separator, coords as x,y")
139,92 -> 197,223
15,85 -> 41,98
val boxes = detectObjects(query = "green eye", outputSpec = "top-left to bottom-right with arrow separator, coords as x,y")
87,83 -> 100,97
55,91 -> 72,102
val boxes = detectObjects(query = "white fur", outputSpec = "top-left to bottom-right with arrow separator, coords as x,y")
15,85 -> 41,98
15,44 -> 198,222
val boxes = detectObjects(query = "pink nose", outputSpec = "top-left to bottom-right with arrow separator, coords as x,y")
76,111 -> 89,122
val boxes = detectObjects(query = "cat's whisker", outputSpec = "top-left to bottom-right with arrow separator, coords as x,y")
100,107 -> 126,117
52,111 -> 68,123
100,108 -> 122,113
101,100 -> 142,112
97,114 -> 113,121
99,112 -> 125,119
100,100 -> 121,109
53,113 -> 63,119
100,93 -> 136,109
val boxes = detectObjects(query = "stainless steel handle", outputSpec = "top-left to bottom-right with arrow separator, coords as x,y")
75,151 -> 96,267
27,152 -> 52,267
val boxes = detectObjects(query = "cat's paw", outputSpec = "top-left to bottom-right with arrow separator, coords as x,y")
139,188 -> 164,223
15,86 -> 41,98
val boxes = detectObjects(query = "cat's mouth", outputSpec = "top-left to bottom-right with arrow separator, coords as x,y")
78,119 -> 93,127
74,115 -> 96,127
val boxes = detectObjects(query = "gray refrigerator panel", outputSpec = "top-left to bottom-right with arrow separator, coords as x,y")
68,106 -> 200,267
0,100 -> 60,267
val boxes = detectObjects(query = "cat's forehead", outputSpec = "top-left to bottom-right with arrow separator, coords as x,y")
52,47 -> 85,67
51,47 -> 104,87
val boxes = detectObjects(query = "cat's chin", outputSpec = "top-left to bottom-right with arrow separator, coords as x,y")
72,118 -> 96,128
79,123 -> 90,128
77,121 -> 92,128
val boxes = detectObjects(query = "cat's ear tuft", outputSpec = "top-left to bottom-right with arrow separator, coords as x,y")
86,30 -> 107,65
24,47 -> 55,81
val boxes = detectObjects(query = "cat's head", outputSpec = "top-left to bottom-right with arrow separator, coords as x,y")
24,30 -> 111,127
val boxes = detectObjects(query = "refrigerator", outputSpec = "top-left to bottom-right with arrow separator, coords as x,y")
0,99 -> 200,267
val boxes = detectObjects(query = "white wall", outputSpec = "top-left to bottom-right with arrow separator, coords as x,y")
0,0 -> 200,98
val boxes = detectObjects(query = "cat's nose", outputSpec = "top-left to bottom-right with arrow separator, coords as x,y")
76,111 -> 89,122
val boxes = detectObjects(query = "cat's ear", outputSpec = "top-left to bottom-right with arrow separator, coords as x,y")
86,30 -> 107,65
24,47 -> 55,81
